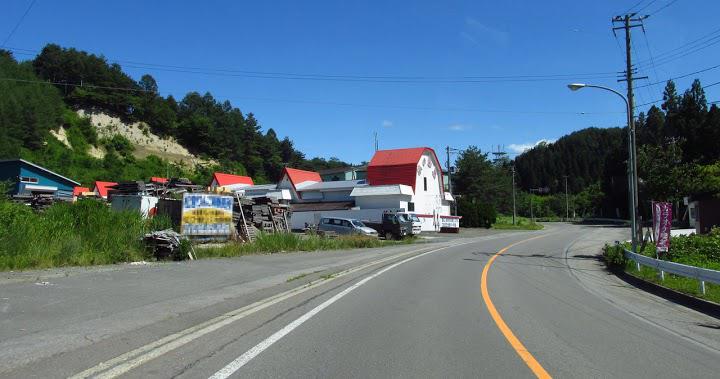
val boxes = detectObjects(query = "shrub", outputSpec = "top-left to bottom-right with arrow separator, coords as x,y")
603,243 -> 627,268
458,198 -> 497,228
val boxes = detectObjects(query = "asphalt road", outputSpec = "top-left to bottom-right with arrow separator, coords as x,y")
3,224 -> 720,378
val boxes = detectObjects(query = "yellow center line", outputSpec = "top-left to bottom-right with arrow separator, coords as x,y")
481,234 -> 553,379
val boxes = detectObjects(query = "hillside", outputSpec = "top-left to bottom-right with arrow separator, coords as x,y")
0,44 -> 350,186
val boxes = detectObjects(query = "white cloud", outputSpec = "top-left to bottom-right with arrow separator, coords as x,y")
382,120 -> 393,128
508,139 -> 556,154
448,124 -> 471,132
462,17 -> 510,47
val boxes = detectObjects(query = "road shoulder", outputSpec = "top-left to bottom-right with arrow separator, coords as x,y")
564,226 -> 720,353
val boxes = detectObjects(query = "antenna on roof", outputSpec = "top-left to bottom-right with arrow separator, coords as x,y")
374,131 -> 379,152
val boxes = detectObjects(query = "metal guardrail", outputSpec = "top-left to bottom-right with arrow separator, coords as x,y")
624,248 -> 720,295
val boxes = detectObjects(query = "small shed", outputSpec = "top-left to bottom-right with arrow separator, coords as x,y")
0,159 -> 79,200
689,193 -> 720,234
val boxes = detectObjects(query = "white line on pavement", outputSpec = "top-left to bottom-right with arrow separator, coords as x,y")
207,242 -> 471,379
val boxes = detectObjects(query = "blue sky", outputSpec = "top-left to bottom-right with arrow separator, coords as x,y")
2,0 -> 719,165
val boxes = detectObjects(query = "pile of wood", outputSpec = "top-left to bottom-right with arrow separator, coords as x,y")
233,194 -> 291,242
10,194 -> 60,211
109,181 -> 158,197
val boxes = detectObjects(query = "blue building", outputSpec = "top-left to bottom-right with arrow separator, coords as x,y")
0,159 -> 80,200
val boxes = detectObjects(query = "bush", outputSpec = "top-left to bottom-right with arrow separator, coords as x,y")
458,198 -> 497,228
603,243 -> 627,268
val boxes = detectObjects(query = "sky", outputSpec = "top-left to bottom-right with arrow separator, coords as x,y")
2,0 -> 719,166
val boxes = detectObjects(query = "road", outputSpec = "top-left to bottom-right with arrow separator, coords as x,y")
3,224 -> 720,378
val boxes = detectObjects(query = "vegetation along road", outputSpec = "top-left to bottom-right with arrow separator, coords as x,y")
1,224 -> 719,378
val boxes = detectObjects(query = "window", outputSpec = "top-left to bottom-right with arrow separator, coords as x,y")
423,177 -> 427,191
408,202 -> 415,212
20,176 -> 39,184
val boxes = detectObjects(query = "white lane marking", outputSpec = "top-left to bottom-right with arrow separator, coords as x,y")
70,239 -> 484,379
208,244 -> 462,379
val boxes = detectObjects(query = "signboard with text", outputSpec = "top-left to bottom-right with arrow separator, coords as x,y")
653,201 -> 672,253
181,193 -> 233,236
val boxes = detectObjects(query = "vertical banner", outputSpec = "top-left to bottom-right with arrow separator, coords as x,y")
181,193 -> 233,236
652,201 -> 672,253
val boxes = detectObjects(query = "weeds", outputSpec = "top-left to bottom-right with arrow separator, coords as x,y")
0,198 -> 167,271
493,215 -> 543,230
196,233 -> 413,259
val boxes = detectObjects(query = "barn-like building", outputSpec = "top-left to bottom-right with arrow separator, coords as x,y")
236,147 -> 456,231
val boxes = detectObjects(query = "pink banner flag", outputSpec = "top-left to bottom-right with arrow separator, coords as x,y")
652,202 -> 672,253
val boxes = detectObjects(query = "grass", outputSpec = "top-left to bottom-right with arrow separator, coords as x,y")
286,270 -> 323,282
624,260 -> 720,304
492,215 -> 544,230
195,233 -> 415,259
0,198 -> 171,271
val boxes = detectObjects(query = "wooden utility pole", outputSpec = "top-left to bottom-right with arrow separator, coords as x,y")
613,13 -> 647,249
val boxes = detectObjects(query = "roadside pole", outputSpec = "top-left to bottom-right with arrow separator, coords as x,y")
512,166 -> 517,226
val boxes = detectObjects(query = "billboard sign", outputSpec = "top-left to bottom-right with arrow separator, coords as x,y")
181,193 -> 233,236
653,201 -> 672,253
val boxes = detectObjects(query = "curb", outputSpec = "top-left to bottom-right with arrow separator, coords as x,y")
612,267 -> 720,319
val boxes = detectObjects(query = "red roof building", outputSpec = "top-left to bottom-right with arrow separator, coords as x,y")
278,167 -> 322,201
150,177 -> 168,184
73,186 -> 90,196
210,172 -> 254,190
367,147 -> 444,192
93,181 -> 118,199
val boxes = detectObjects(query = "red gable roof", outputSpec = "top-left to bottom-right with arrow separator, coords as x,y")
73,186 -> 90,196
150,177 -> 168,184
212,172 -> 254,187
283,167 -> 321,187
94,181 -> 118,198
367,147 -> 444,191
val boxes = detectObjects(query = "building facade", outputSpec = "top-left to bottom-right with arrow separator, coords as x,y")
0,159 -> 79,200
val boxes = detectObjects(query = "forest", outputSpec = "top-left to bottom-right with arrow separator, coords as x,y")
0,44 -> 350,186
454,79 -> 720,225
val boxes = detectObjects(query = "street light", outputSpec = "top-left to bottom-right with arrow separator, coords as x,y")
567,83 -> 639,252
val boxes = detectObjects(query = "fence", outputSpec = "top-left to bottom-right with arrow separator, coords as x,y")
623,248 -> 720,295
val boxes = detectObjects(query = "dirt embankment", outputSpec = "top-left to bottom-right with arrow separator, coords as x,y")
77,110 -> 217,167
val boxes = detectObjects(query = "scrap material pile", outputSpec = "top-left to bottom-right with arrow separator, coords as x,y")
109,178 -> 203,198
10,193 -> 64,211
233,195 -> 291,242
143,229 -> 196,261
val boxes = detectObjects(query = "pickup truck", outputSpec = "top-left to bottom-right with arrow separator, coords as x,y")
364,213 -> 414,240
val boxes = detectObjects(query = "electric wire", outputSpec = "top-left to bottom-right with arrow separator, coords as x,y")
1,0 -> 37,47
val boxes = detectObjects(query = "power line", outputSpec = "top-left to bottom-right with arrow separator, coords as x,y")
634,80 -> 720,108
3,46 -> 617,84
624,0 -> 650,15
1,0 -> 37,48
0,77 -> 625,115
635,62 -> 720,88
636,26 -> 720,68
647,0 -> 680,16
0,77 -> 149,92
635,0 -> 660,13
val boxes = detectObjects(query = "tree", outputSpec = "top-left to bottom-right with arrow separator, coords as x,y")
662,80 -> 680,114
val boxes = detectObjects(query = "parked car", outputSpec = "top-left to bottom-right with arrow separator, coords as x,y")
364,212 -> 414,240
317,217 -> 378,237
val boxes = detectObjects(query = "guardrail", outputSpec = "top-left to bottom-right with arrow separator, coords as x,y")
623,248 -> 720,295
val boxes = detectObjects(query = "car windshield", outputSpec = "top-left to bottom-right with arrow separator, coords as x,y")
410,215 -> 420,222
351,220 -> 365,227
397,214 -> 409,222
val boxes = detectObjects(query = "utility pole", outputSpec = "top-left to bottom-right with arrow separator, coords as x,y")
563,175 -> 569,221
374,131 -> 379,151
512,166 -> 517,226
613,13 -> 647,252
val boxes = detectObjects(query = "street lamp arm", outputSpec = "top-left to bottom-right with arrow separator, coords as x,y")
581,85 -> 629,109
